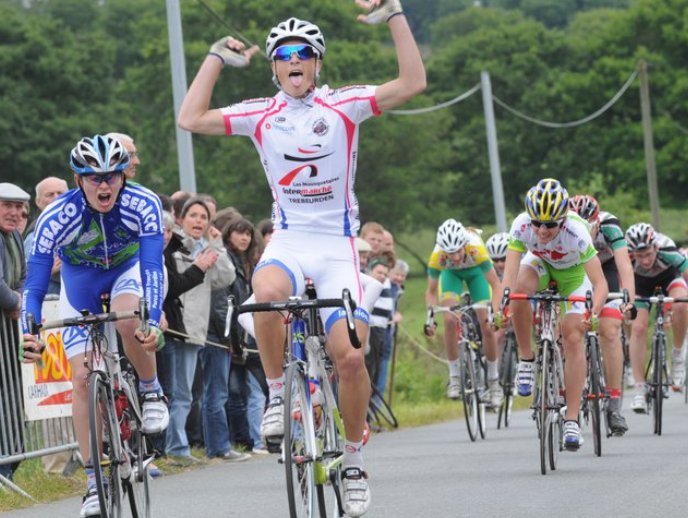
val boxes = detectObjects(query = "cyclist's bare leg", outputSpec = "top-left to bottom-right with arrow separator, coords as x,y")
112,293 -> 156,380
629,308 -> 650,384
669,285 -> 688,348
252,265 -> 292,378
442,301 -> 459,362
475,307 -> 497,362
68,355 -> 93,463
599,316 -> 623,393
512,266 -> 538,360
326,320 -> 371,443
561,313 -> 585,420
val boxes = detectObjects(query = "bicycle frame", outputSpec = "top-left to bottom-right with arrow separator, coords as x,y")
228,288 -> 360,518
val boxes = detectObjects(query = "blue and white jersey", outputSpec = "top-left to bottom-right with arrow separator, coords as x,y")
21,183 -> 164,331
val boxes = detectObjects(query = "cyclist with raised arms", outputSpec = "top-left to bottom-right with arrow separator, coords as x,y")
19,135 -> 168,517
177,1 -> 425,515
496,178 -> 608,451
424,220 -> 503,408
624,222 -> 688,413
569,194 -> 634,435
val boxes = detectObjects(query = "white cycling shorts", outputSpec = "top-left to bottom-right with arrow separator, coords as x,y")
254,230 -> 369,332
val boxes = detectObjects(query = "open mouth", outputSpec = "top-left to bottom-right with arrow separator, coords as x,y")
289,70 -> 304,88
97,193 -> 112,207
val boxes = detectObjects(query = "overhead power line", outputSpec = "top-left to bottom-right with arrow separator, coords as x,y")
492,67 -> 639,128
388,83 -> 481,115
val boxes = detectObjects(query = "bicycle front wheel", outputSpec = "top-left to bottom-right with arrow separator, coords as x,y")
88,371 -> 123,518
460,342 -> 479,442
126,430 -> 151,518
588,335 -> 603,457
316,380 -> 344,518
498,335 -> 518,429
538,341 -> 551,476
652,334 -> 666,435
284,361 -> 317,518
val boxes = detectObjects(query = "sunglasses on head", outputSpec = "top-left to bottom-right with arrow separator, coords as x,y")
531,220 -> 561,229
273,44 -> 318,62
82,172 -> 122,186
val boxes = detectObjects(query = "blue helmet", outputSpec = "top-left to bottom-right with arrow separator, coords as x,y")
69,135 -> 129,175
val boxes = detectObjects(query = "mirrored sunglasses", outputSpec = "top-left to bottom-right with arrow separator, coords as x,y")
531,220 -> 561,229
82,172 -> 122,186
273,44 -> 318,62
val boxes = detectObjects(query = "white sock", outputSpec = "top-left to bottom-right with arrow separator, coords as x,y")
343,439 -> 364,469
487,360 -> 499,381
267,375 -> 285,400
448,360 -> 460,378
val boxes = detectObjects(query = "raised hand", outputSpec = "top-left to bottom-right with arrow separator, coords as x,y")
209,36 -> 260,68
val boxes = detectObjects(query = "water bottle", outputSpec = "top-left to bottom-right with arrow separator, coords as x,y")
292,319 -> 306,361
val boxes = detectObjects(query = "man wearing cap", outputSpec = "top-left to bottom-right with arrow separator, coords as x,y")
0,182 -> 30,481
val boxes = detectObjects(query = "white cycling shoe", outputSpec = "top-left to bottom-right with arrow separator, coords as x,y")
446,376 -> 461,400
80,488 -> 100,518
342,467 -> 371,517
141,392 -> 169,435
261,396 -> 285,442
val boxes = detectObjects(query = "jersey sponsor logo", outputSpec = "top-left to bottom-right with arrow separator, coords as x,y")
120,192 -> 160,233
77,229 -> 99,246
312,118 -> 329,136
533,249 -> 567,261
36,202 -> 79,254
279,165 -> 318,186
113,278 -> 141,293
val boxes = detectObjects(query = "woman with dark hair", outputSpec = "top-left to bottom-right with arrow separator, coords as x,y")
220,218 -> 269,454
166,197 -> 235,462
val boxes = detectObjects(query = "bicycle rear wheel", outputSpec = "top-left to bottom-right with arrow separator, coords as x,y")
88,371 -> 123,518
474,350 -> 487,440
284,361 -> 317,518
460,341 -> 479,442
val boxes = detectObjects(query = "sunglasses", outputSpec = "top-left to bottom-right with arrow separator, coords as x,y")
82,172 -> 122,186
273,44 -> 318,62
531,220 -> 561,229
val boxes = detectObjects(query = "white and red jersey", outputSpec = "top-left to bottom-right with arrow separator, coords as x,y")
221,85 -> 380,237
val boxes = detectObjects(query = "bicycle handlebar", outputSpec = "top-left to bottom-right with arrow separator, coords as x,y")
36,309 -> 142,332
226,289 -> 362,349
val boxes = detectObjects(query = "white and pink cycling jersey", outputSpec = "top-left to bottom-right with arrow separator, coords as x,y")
508,211 -> 596,270
221,85 -> 380,237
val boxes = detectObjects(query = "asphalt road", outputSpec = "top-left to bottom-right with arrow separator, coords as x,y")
5,390 -> 688,518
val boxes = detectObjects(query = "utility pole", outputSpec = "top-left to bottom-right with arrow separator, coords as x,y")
480,71 -> 508,232
166,0 -> 197,193
639,59 -> 661,230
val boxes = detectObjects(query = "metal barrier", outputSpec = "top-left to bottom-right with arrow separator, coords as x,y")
1,295 -> 78,496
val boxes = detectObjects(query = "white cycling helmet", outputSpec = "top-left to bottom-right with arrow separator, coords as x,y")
266,17 -> 326,59
486,232 -> 510,260
625,222 -> 656,251
436,219 -> 469,253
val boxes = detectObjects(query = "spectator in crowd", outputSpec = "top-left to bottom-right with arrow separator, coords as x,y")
256,218 -> 274,246
171,191 -> 192,227
355,237 -> 372,271
381,229 -> 395,253
17,202 -> 29,235
156,211 -> 206,456
221,217 -> 268,455
377,258 -> 409,397
23,177 -> 68,296
364,257 -> 392,388
0,183 -> 30,481
165,197 -> 235,463
361,221 -> 385,255
198,213 -> 252,462
105,132 -> 139,180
